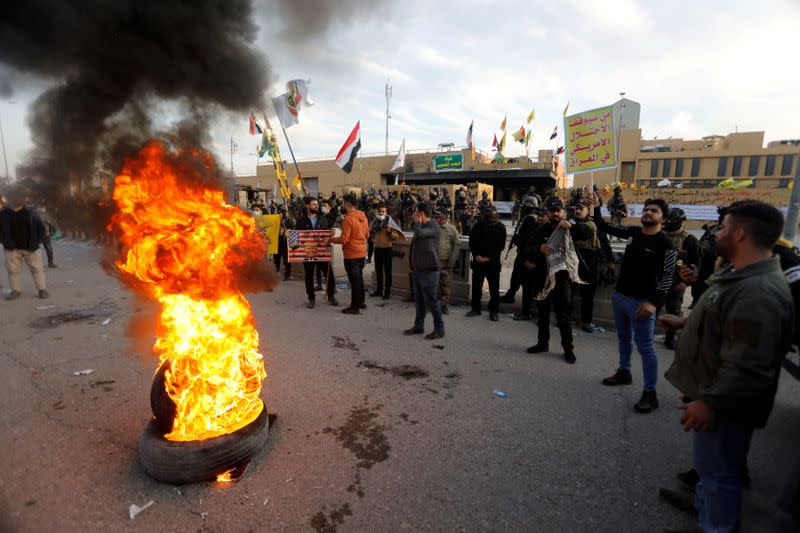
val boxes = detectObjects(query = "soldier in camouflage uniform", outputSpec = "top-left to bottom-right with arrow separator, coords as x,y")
434,208 -> 459,314
607,186 -> 628,226
662,207 -> 701,349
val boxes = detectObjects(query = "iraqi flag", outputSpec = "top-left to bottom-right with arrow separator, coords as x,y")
549,126 -> 558,140
335,121 -> 361,173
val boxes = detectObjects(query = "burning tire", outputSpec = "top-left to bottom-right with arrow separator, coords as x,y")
138,406 -> 269,484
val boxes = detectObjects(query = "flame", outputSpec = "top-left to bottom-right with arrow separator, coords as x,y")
112,141 -> 267,441
216,468 -> 236,483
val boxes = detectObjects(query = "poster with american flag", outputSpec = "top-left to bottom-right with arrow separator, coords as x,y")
287,229 -> 333,263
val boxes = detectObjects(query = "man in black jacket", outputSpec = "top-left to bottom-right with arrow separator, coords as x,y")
523,198 -> 578,363
295,198 -> 338,309
404,202 -> 444,339
466,204 -> 506,321
0,191 -> 49,299
591,195 -> 676,414
500,197 -> 539,312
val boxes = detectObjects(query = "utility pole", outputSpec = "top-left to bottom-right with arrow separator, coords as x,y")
0,115 -> 8,180
783,146 -> 800,243
385,79 -> 392,155
230,137 -> 235,178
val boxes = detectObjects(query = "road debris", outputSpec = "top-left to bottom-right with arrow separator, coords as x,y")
73,369 -> 95,376
129,500 -> 154,520
493,389 -> 508,398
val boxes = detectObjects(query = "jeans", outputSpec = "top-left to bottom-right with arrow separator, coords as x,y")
536,270 -> 573,351
470,261 -> 501,313
344,257 -> 366,309
693,422 -> 754,533
412,271 -> 444,331
373,247 -> 393,295
611,291 -> 658,391
304,261 -> 335,300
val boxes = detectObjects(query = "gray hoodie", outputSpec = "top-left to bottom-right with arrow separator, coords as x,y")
409,220 -> 441,272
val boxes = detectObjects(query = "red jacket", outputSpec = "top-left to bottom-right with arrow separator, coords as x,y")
331,209 -> 369,259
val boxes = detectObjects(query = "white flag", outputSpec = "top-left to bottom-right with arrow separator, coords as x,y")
657,179 -> 671,187
271,79 -> 313,129
390,138 -> 406,172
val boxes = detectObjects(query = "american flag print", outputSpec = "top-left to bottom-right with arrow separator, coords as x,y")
287,229 -> 333,263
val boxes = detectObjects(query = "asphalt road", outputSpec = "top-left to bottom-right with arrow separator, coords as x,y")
1,240 -> 798,532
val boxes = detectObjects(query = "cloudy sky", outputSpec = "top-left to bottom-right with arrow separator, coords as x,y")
1,0 -> 799,178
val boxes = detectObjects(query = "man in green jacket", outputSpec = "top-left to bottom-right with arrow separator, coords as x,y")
657,200 -> 793,533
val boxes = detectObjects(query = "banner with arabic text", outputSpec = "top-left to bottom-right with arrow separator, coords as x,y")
564,105 -> 616,174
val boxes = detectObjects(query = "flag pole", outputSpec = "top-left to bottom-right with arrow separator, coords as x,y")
278,123 -> 307,196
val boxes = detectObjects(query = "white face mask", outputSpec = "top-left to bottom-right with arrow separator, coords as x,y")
321,207 -> 330,214
376,214 -> 386,221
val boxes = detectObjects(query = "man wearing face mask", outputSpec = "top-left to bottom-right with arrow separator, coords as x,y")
523,197 -> 578,364
466,204 -> 506,321
662,208 -> 701,350
369,204 -> 401,299
590,195 -> 676,414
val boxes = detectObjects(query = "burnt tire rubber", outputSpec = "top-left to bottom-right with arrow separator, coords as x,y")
138,405 -> 269,484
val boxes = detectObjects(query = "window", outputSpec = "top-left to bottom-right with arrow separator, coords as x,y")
650,159 -> 659,178
675,159 -> 684,178
662,159 -> 672,177
732,156 -> 742,176
302,177 -> 319,195
781,155 -> 795,176
748,156 -> 760,177
717,157 -> 728,177
691,158 -> 700,177
765,155 -> 777,176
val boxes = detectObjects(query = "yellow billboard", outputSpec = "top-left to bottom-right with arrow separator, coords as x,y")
564,105 -> 616,174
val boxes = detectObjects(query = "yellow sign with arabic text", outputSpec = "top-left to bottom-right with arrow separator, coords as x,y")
564,105 -> 616,174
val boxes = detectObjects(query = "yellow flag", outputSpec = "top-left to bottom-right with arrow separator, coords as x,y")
498,131 -> 507,152
253,214 -> 281,254
563,100 -> 570,117
527,109 -> 535,124
500,116 -> 506,131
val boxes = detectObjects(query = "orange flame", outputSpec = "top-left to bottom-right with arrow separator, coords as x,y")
112,141 -> 267,441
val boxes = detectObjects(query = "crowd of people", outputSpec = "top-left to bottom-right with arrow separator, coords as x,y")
280,188 -> 798,532
2,182 -> 799,531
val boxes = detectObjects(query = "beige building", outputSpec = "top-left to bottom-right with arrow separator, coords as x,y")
578,130 -> 799,190
233,95 -> 797,201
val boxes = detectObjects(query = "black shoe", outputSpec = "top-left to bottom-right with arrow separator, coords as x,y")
581,323 -> 595,333
602,369 -> 633,386
564,351 -> 576,364
665,332 -> 677,350
440,303 -> 448,315
328,298 -> 339,307
382,292 -> 390,300
341,307 -> 360,315
526,344 -> 548,354
359,303 -> 367,309
633,390 -> 659,413
499,294 -> 515,304
37,290 -> 49,299
306,299 -> 315,309
658,487 -> 697,516
369,290 -> 382,297
425,330 -> 445,340
465,310 -> 481,317
512,312 -> 531,321
489,312 -> 499,322
403,327 -> 424,335
677,469 -> 700,491
48,263 -> 58,268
